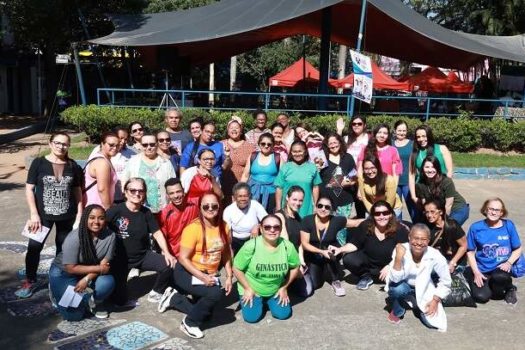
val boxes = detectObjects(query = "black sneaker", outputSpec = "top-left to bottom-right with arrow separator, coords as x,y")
505,287 -> 518,305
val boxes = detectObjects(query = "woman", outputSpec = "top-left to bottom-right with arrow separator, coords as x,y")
320,132 -> 357,243
234,214 -> 300,323
241,133 -> 281,213
245,110 -> 270,148
157,130 -> 180,174
221,119 -> 255,204
357,123 -> 401,179
409,125 -> 453,205
106,178 -> 176,305
49,204 -> 116,320
128,121 -> 145,153
180,149 -> 223,205
342,115 -> 369,163
271,122 -> 289,162
342,201 -> 409,291
16,133 -> 83,298
423,200 -> 467,272
122,134 -> 175,214
415,156 -> 469,225
358,155 -> 402,217
387,224 -> 451,331
393,120 -> 415,221
277,112 -> 295,150
223,182 -> 267,254
300,197 -> 359,297
275,140 -> 322,218
465,198 -> 522,305
167,192 -> 233,339
84,132 -> 119,209
188,117 -> 203,142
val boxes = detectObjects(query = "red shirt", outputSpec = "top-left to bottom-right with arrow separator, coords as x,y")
158,201 -> 199,257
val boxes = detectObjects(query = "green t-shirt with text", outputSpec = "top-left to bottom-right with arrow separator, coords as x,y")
234,236 -> 300,297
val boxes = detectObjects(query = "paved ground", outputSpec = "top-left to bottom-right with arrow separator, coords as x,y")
1,133 -> 525,350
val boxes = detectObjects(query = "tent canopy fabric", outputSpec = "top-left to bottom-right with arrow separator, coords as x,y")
408,67 -> 474,93
333,60 -> 409,90
269,58 -> 336,88
91,0 -> 525,69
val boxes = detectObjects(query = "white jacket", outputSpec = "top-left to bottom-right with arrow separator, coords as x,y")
388,243 -> 452,332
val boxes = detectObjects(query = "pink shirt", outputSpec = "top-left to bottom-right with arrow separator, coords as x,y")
358,145 -> 402,176
84,154 -> 118,207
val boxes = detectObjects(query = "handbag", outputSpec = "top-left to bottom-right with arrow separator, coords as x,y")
511,254 -> 525,278
442,271 -> 477,308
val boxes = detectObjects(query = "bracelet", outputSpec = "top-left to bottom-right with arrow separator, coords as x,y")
84,276 -> 90,284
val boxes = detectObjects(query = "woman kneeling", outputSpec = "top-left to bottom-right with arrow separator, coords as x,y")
234,214 -> 300,323
49,204 -> 116,320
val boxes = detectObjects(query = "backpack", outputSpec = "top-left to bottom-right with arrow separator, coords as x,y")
249,151 -> 280,168
82,156 -> 105,193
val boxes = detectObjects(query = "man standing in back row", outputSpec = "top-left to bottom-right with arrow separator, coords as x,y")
165,108 -> 193,155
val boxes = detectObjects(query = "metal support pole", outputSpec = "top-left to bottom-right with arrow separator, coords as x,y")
349,0 -> 368,118
72,44 -> 87,106
318,7 -> 332,111
425,97 -> 431,121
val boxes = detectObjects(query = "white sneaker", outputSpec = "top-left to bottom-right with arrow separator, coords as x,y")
147,290 -> 163,303
127,268 -> 140,281
180,316 -> 204,339
158,287 -> 178,313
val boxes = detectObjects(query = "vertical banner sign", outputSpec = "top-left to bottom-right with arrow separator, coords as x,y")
350,50 -> 373,104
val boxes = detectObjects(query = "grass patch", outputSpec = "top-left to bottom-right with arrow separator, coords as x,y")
452,152 -> 525,168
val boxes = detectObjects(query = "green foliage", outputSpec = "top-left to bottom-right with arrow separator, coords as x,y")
144,0 -> 217,13
61,105 -> 525,152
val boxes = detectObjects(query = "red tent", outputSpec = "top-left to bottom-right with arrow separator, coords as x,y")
407,67 -> 473,93
269,58 -> 337,88
333,61 -> 409,91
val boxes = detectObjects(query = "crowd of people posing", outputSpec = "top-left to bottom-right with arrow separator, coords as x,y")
18,108 -> 522,337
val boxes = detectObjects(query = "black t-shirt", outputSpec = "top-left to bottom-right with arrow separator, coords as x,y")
347,220 -> 409,268
428,219 -> 466,264
301,215 -> 347,262
320,153 -> 356,208
106,202 -> 160,265
277,209 -> 302,250
26,157 -> 82,221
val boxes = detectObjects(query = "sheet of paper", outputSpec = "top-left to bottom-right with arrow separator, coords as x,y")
191,276 -> 220,286
58,285 -> 84,308
21,225 -> 50,244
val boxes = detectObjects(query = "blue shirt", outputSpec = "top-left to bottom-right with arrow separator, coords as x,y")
467,219 -> 521,273
180,141 -> 225,179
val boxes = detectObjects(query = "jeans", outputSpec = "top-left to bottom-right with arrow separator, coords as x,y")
49,264 -> 115,321
172,263 -> 224,327
396,185 -> 416,222
464,267 -> 513,303
240,294 -> 292,323
388,281 -> 415,317
449,203 -> 470,226
26,218 -> 75,281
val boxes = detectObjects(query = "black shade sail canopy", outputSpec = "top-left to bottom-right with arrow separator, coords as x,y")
91,0 -> 525,69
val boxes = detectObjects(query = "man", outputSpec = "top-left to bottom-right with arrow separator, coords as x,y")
165,108 -> 192,154
157,178 -> 199,258
245,110 -> 270,147
179,121 -> 231,179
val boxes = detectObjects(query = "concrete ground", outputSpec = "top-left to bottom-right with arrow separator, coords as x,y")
1,133 -> 525,350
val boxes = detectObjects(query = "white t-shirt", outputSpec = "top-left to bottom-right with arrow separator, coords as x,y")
223,200 -> 267,240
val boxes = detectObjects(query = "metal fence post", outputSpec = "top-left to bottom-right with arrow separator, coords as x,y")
182,91 -> 186,109
425,97 -> 431,121
504,100 -> 509,120
264,93 -> 269,111
97,89 -> 100,106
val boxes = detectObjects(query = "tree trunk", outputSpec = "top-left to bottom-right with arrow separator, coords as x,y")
337,44 -> 347,79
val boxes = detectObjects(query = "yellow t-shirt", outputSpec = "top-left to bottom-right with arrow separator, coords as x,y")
180,219 -> 230,274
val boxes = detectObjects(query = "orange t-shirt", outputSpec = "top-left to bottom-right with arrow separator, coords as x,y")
180,220 -> 230,274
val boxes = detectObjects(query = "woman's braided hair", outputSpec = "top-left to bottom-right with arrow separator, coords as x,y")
78,204 -> 105,265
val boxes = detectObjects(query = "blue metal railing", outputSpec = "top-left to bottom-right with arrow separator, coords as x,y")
96,88 -> 523,120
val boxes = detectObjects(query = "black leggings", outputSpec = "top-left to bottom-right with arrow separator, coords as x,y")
307,257 -> 342,290
342,250 -> 384,280
25,218 -> 75,281
464,267 -> 513,303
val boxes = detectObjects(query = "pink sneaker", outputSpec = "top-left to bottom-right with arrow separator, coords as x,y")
387,310 -> 401,325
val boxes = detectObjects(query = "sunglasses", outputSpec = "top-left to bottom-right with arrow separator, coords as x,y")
373,211 -> 391,217
158,138 -> 171,143
141,143 -> 157,148
202,203 -> 219,211
260,142 -> 273,147
132,127 -> 144,133
105,143 -> 118,148
127,188 -> 145,195
316,203 -> 332,211
52,141 -> 70,148
351,122 -> 364,126
263,224 -> 281,231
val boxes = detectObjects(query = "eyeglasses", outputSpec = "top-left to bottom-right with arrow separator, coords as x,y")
263,224 -> 281,232
487,207 -> 502,213
131,127 -> 143,133
260,142 -> 273,147
127,188 -> 145,195
158,138 -> 171,143
202,203 -> 219,211
316,203 -> 332,211
373,211 -> 391,217
52,141 -> 70,148
351,122 -> 363,126
141,143 -> 157,148
105,143 -> 118,148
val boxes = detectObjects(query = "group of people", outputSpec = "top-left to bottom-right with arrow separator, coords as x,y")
18,108 -> 522,337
